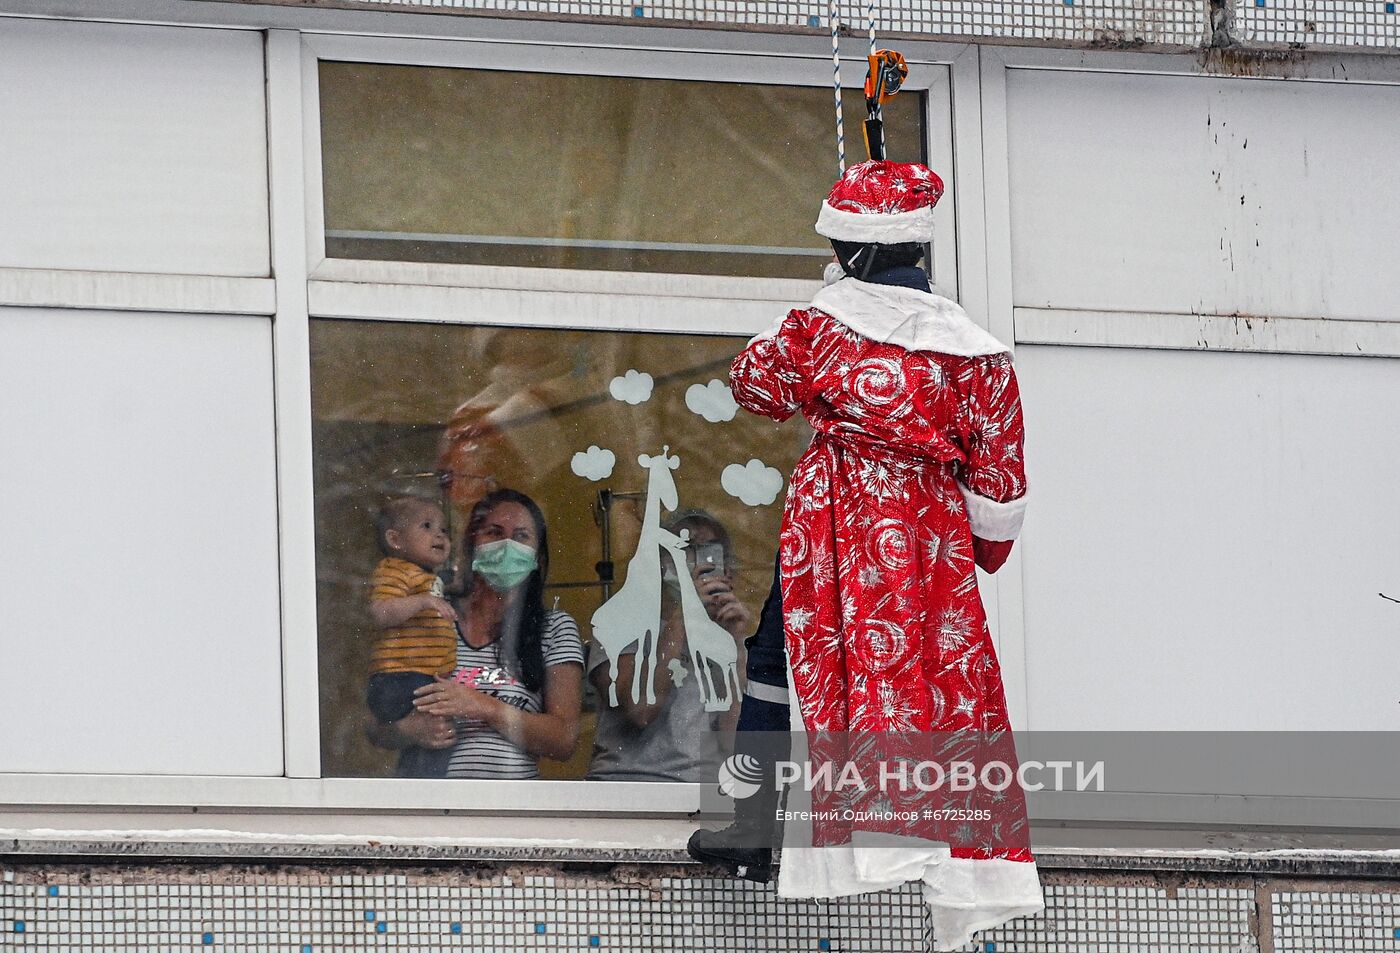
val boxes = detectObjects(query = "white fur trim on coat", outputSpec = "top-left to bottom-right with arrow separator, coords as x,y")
778,654 -> 1044,950
958,483 -> 1027,541
815,200 -> 936,244
811,279 -> 1011,356
776,568 -> 1043,951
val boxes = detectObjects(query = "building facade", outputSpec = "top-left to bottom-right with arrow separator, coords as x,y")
2,1 -> 1399,949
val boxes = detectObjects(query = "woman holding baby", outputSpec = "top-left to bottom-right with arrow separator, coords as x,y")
374,487 -> 586,779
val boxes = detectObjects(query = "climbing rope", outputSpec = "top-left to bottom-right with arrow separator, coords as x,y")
831,0 -> 893,171
830,0 -> 844,174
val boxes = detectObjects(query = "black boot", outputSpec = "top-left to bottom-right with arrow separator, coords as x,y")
687,725 -> 790,884
686,775 -> 780,883
691,571 -> 792,884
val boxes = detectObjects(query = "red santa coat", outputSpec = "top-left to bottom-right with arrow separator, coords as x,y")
730,276 -> 1043,951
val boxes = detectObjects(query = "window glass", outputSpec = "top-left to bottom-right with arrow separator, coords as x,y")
312,318 -> 809,780
319,63 -> 926,278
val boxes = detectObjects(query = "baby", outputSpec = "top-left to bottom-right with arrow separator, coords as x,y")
366,495 -> 459,777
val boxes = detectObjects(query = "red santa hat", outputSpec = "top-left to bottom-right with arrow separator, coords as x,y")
814,159 -> 945,245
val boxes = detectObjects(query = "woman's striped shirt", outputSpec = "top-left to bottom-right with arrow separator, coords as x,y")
445,609 -> 584,780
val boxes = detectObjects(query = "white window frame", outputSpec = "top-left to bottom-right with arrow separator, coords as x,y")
978,44 -> 1400,361
288,27 -> 982,812
0,15 -> 989,818
298,31 -> 968,304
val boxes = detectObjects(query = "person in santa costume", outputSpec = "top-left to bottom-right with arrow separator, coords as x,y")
690,159 -> 1044,950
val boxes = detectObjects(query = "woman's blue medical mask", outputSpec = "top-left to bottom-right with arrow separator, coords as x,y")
471,538 -> 538,591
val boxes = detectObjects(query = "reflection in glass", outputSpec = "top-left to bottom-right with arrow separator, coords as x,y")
587,507 -> 751,784
311,319 -> 808,779
319,63 -> 926,278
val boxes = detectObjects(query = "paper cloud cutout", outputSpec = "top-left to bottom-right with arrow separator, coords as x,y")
721,459 -> 784,506
608,369 -> 654,405
685,379 -> 739,423
571,445 -> 616,481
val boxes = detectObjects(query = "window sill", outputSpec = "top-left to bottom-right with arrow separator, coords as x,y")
309,257 -> 822,304
0,775 -> 699,815
4,822 -> 1399,880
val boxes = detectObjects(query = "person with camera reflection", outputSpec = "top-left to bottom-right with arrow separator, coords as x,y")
586,509 -> 752,783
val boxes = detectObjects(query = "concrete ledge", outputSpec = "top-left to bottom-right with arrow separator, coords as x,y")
6,832 -> 1400,880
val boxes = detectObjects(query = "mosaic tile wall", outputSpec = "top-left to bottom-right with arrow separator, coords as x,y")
330,0 -> 1213,45
1273,889 -> 1400,952
1234,0 -> 1400,50
304,0 -> 1400,52
3,864 -> 1399,951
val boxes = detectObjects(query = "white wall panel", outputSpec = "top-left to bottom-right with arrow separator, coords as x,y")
1006,70 -> 1400,321
1016,345 -> 1400,731
0,308 -> 283,774
0,19 -> 269,276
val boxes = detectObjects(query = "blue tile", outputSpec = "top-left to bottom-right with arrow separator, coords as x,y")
450,923 -> 462,935
632,5 -> 644,16
985,944 -> 997,953
202,932 -> 214,945
589,936 -> 601,947
1388,2 -> 1396,12
302,946 -> 314,953
375,922 -> 387,934
1254,0 -> 1265,6
47,886 -> 59,897
818,940 -> 831,951
807,14 -> 820,26
1393,927 -> 1400,939
1064,0 -> 1074,6
13,922 -> 25,934
535,923 -> 548,935
364,910 -> 376,922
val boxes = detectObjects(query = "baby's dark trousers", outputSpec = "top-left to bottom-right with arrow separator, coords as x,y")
367,671 -> 454,779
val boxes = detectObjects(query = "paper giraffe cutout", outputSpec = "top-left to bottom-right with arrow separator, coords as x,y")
590,447 -> 681,708
660,527 -> 741,712
589,446 -> 738,712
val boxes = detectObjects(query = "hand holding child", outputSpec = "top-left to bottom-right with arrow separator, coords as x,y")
393,711 -> 457,750
413,675 -> 493,721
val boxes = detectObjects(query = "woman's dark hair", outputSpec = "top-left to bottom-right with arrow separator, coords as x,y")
460,488 -> 550,694
830,239 -> 924,279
